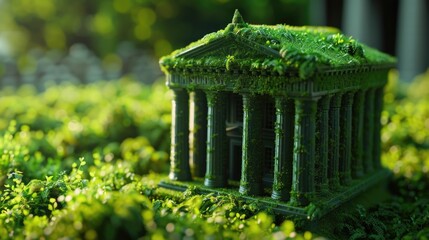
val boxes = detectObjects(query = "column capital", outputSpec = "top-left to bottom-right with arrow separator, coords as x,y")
205,90 -> 227,103
291,96 -> 321,102
274,96 -> 295,112
330,93 -> 343,108
319,95 -> 332,110
342,92 -> 355,107
366,87 -> 376,93
171,87 -> 187,94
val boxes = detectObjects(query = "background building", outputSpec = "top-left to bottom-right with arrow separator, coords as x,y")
310,0 -> 428,82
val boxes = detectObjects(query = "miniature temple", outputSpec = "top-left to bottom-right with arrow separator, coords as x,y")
159,10 -> 396,218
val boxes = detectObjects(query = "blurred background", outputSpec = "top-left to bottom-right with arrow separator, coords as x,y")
0,0 -> 427,88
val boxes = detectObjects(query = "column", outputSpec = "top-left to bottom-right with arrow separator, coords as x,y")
272,97 -> 294,201
351,90 -> 365,178
169,88 -> 191,181
315,95 -> 331,194
309,0 -> 327,25
204,91 -> 228,187
363,88 -> 375,174
190,90 -> 207,178
328,94 -> 342,190
373,87 -> 384,170
397,0 -> 427,82
290,98 -> 317,206
239,94 -> 264,196
343,0 -> 382,49
339,92 -> 354,185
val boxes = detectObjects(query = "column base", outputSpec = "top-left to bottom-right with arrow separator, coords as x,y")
204,177 -> 227,188
239,182 -> 262,196
290,192 -> 313,207
329,178 -> 341,191
169,171 -> 192,182
364,167 -> 374,175
271,190 -> 290,201
317,183 -> 330,196
352,168 -> 365,179
340,173 -> 353,186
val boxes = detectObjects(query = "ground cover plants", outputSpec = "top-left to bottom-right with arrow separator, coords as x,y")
1,70 -> 429,239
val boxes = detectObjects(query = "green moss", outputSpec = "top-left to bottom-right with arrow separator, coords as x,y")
160,15 -> 396,80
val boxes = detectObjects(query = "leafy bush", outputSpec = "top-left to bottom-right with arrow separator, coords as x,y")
0,78 -> 171,177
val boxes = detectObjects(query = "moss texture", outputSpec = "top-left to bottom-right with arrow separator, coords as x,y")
160,10 -> 396,80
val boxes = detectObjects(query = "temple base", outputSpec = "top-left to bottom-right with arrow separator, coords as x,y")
159,169 -> 391,221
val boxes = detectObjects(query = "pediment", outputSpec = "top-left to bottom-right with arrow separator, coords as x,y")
175,34 -> 281,60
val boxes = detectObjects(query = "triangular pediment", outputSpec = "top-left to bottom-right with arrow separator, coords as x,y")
176,34 -> 281,60
160,11 -> 396,77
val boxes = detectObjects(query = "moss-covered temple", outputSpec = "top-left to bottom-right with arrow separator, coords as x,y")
159,10 -> 396,217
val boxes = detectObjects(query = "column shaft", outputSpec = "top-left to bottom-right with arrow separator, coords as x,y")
169,88 -> 191,181
351,90 -> 365,178
239,94 -> 264,196
328,94 -> 342,190
190,90 -> 207,177
204,91 -> 228,187
272,97 -> 294,201
315,95 -> 331,193
291,98 -> 317,206
373,87 -> 384,170
363,88 -> 375,174
339,92 -> 354,185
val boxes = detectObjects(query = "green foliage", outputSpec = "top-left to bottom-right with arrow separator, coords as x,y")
43,189 -> 151,239
0,78 -> 171,177
381,71 -> 429,200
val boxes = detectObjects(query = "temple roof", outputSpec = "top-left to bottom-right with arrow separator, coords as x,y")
160,10 -> 396,79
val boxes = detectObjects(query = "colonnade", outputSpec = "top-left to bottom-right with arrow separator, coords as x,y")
169,86 -> 384,206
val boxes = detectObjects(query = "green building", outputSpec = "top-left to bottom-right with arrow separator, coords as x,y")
159,10 -> 396,218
